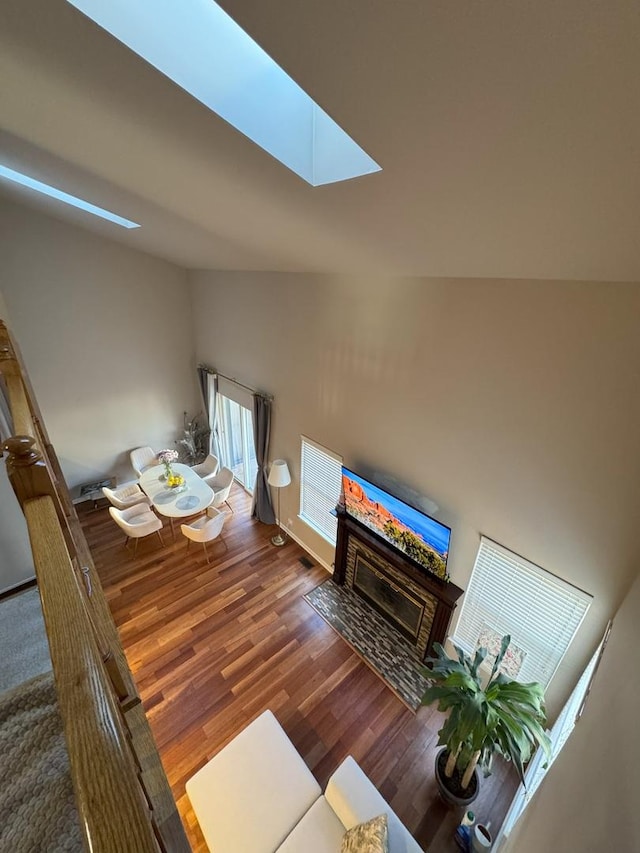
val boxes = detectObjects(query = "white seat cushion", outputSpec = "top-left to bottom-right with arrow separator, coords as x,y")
276,796 -> 347,853
325,757 -> 423,853
186,710 -> 321,853
129,510 -> 156,526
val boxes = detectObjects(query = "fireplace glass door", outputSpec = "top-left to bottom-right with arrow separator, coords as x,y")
353,555 -> 424,642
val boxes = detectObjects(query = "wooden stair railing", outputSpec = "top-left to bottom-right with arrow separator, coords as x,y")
23,494 -> 161,852
0,320 -> 190,853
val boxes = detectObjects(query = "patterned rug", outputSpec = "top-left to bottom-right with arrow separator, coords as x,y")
0,671 -> 82,852
303,580 -> 430,711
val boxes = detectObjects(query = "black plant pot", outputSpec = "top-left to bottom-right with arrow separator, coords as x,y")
434,748 -> 480,807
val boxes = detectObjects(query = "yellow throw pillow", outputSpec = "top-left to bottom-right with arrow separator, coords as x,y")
341,814 -> 389,853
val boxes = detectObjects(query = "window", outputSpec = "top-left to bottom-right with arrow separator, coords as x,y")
453,537 -> 592,688
217,395 -> 257,493
494,624 -> 610,849
0,165 -> 139,229
67,0 -> 381,186
299,436 -> 342,544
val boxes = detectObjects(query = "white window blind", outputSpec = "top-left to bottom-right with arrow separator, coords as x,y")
453,537 -> 592,688
299,436 -> 342,544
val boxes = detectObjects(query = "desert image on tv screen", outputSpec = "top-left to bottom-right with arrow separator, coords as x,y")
342,469 -> 450,580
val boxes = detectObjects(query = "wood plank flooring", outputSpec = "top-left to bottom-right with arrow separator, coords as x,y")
81,486 -> 518,852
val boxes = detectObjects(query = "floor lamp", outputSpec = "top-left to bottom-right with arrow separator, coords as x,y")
268,459 -> 291,546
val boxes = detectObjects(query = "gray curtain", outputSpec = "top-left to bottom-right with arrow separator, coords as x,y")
197,366 -> 222,460
251,393 -> 276,524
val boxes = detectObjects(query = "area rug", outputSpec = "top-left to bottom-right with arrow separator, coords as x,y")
303,580 -> 430,711
0,671 -> 82,852
0,586 -> 52,693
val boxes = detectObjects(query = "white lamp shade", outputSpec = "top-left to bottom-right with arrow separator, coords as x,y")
268,459 -> 291,488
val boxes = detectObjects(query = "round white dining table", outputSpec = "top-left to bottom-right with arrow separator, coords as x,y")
139,462 -> 214,538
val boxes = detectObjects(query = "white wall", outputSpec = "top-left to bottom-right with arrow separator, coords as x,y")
0,288 -> 35,594
503,567 -> 640,853
190,271 -> 640,719
0,459 -> 34,594
0,199 -> 199,489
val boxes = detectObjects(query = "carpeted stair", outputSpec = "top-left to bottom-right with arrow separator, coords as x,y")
0,671 -> 82,852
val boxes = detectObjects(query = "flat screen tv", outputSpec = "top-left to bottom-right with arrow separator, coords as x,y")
340,467 -> 451,581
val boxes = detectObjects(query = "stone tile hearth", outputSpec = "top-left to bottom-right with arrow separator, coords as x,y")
303,580 -> 430,710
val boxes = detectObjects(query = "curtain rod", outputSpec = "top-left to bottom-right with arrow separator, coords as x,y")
198,364 -> 273,401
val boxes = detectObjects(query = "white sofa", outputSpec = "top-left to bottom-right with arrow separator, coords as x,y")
186,709 -> 423,853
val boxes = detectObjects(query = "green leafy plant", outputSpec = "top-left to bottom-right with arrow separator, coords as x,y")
421,636 -> 552,793
176,411 -> 211,465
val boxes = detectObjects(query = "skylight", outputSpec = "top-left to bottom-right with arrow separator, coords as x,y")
0,165 -> 140,229
66,0 -> 381,187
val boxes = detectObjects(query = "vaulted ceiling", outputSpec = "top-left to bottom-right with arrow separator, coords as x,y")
1,0 -> 639,280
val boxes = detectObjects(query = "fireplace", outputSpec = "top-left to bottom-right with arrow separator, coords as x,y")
333,510 -> 463,659
350,545 -> 437,656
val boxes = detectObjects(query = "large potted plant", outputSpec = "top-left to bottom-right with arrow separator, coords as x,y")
421,635 -> 552,806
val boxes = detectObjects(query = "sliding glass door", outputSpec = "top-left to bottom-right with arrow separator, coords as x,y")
217,395 -> 257,493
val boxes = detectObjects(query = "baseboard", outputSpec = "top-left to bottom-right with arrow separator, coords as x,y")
0,576 -> 37,601
279,523 -> 334,574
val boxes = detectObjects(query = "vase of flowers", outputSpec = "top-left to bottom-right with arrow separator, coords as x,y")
157,448 -> 179,481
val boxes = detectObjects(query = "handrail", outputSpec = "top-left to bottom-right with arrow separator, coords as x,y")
1,319 -> 190,852
23,495 -> 160,852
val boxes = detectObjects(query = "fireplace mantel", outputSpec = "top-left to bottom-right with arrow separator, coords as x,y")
333,510 -> 464,659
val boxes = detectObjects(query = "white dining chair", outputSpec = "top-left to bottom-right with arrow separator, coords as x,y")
180,506 -> 228,563
109,503 -> 164,556
208,466 -> 234,512
102,483 -> 151,511
192,453 -> 220,485
130,446 -> 158,478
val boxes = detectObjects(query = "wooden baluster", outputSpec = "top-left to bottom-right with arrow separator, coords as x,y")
3,435 -> 73,546
4,434 -> 55,505
0,327 -> 34,439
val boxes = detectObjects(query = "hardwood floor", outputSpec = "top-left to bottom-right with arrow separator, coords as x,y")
81,486 -> 518,852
